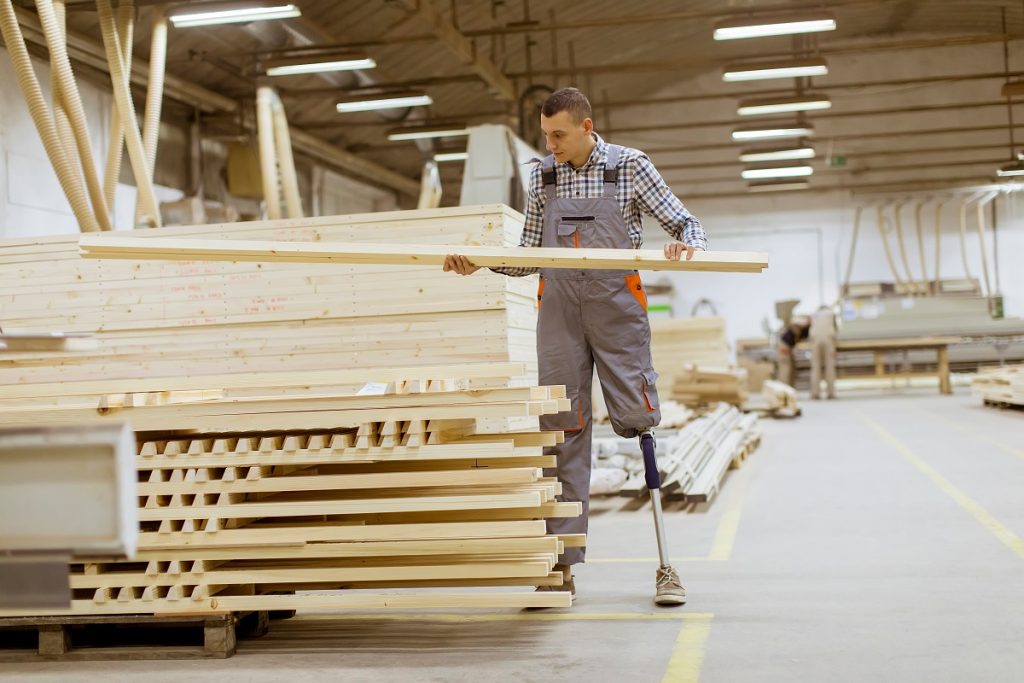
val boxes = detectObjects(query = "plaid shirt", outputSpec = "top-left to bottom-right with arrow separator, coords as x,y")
493,132 -> 708,276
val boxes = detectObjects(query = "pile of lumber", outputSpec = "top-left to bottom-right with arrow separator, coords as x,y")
761,380 -> 802,417
671,365 -> 749,406
0,364 -> 579,616
0,206 -> 539,435
972,364 -> 1024,407
591,403 -> 760,502
649,317 -> 748,407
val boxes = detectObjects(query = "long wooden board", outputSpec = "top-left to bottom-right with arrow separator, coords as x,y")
79,236 -> 769,273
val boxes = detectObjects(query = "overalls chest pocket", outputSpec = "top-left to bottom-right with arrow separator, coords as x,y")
556,216 -> 595,248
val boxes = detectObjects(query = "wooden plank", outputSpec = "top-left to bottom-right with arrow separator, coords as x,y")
79,236 -> 769,273
836,336 -> 960,350
0,590 -> 572,616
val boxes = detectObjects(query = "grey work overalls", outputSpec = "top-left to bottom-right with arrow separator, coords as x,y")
536,144 -> 662,565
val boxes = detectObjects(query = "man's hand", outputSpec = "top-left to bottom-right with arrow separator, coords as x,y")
664,241 -> 702,261
443,254 -> 481,275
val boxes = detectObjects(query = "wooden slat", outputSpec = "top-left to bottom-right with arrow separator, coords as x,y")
79,236 -> 769,273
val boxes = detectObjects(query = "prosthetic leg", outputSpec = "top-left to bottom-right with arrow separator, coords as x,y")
640,430 -> 686,606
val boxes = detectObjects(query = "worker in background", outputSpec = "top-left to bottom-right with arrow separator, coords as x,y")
443,87 -> 707,607
777,317 -> 809,387
809,305 -> 838,399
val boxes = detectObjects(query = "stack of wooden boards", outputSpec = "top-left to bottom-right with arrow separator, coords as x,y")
0,205 -> 539,433
972,364 -> 1024,408
0,363 -> 580,616
760,380 -> 802,418
591,403 -> 760,502
649,317 -> 748,407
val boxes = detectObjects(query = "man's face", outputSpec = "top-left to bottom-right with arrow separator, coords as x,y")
540,110 -> 593,164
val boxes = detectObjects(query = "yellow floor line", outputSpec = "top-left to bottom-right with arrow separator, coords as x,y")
860,413 -> 1024,560
706,468 -> 753,561
590,464 -> 754,565
911,406 -> 1024,463
296,611 -> 714,623
663,613 -> 714,683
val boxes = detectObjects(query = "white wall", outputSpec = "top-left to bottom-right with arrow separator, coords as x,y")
640,192 -> 1024,351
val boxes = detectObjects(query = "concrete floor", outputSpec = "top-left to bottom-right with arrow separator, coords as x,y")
2,390 -> 1022,682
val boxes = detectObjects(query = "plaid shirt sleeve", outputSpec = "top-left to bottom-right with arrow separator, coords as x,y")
489,163 -> 544,277
632,154 -> 708,251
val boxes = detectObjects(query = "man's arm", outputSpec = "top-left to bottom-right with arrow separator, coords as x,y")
632,154 -> 708,259
443,164 -> 544,277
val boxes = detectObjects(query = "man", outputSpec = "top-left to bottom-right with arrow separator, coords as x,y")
443,88 -> 707,606
808,305 -> 838,400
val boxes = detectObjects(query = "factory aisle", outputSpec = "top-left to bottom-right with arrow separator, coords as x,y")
2,391 -> 1022,683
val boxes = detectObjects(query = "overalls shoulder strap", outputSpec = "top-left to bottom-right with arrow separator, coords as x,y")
603,144 -> 622,198
541,154 -> 557,201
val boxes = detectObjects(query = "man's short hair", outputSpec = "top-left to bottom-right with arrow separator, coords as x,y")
542,88 -> 592,123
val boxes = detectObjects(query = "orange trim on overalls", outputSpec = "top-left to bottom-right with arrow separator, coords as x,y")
537,278 -> 545,309
642,385 -> 655,413
562,400 -> 585,432
625,273 -> 647,311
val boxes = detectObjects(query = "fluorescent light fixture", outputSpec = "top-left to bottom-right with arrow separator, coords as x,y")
434,152 -> 468,162
387,126 -> 470,141
740,146 -> 815,163
723,59 -> 828,82
266,57 -> 376,77
996,162 -> 1024,177
732,125 -> 814,141
169,3 -> 300,28
714,14 -> 836,40
738,95 -> 832,116
336,94 -> 433,113
748,180 -> 811,192
741,165 -> 814,180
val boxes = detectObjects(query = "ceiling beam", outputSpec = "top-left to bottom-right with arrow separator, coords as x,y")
396,0 -> 516,102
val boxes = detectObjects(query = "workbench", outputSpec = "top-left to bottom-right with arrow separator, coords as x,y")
835,336 -> 960,394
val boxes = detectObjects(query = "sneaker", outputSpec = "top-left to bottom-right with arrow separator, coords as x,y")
529,564 -> 574,608
654,566 -> 686,606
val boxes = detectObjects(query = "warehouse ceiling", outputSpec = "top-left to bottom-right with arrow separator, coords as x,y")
31,0 -> 1024,202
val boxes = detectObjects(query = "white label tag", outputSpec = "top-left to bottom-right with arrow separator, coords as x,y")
356,382 -> 389,396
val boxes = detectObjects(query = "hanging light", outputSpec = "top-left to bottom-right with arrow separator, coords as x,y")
388,125 -> 470,141
723,58 -> 829,82
740,146 -> 815,162
741,165 -> 814,180
169,3 -> 301,28
732,125 -> 814,141
264,54 -> 376,76
434,152 -> 468,162
738,95 -> 832,116
747,179 -> 811,192
714,13 -> 837,40
336,93 -> 433,113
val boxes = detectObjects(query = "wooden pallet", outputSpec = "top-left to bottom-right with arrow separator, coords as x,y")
0,613 -> 241,660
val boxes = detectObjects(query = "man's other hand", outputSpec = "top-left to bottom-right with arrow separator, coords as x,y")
664,241 -> 701,261
443,254 -> 481,275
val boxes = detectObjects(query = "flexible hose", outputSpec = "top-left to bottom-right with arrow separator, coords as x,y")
270,90 -> 302,218
96,0 -> 160,227
135,3 -> 166,224
932,198 -> 946,293
913,198 -> 929,294
102,0 -> 133,212
958,195 -> 977,283
891,200 -> 918,293
975,191 -> 997,298
256,85 -> 281,219
35,0 -> 112,231
0,0 -> 98,231
417,159 -> 442,210
876,203 -> 905,288
51,0 -> 81,207
842,205 -> 862,294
